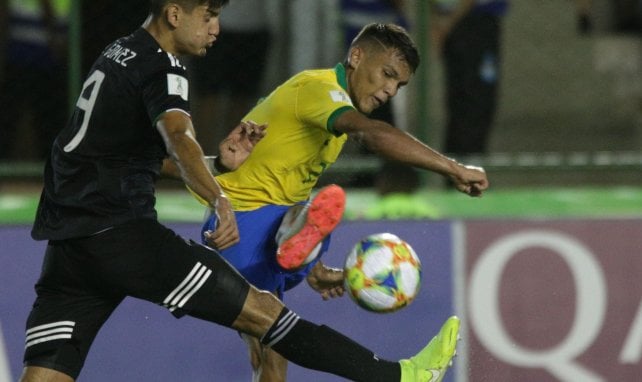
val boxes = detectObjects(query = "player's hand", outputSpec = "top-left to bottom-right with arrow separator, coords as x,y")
218,120 -> 267,171
203,195 -> 239,250
449,164 -> 489,197
306,262 -> 345,300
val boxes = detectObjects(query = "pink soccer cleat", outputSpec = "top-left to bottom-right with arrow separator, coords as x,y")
276,184 -> 346,270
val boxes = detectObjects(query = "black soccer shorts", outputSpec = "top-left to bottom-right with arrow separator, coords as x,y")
23,218 -> 250,379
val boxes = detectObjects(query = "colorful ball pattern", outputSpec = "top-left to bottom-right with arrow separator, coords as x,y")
344,233 -> 422,313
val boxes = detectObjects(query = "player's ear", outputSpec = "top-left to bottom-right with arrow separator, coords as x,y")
165,3 -> 181,28
347,46 -> 363,69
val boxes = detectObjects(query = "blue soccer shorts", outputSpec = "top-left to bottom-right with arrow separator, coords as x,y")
202,204 -> 331,299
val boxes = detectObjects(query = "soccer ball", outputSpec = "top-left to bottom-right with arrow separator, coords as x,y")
344,233 -> 422,313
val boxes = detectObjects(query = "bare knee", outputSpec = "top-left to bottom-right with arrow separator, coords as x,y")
241,334 -> 288,382
241,333 -> 263,371
232,286 -> 284,338
261,348 -> 288,382
20,366 -> 74,382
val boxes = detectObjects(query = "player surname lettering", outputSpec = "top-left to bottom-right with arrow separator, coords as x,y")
103,43 -> 137,67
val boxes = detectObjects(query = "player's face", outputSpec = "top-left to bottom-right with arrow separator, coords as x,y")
175,5 -> 221,56
347,47 -> 412,114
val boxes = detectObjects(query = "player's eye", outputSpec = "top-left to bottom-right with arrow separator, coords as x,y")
204,10 -> 217,22
383,69 -> 396,79
206,8 -> 220,19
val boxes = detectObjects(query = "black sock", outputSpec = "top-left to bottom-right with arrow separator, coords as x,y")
261,308 -> 401,381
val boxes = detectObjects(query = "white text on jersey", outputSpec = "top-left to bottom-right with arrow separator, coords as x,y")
103,43 -> 137,67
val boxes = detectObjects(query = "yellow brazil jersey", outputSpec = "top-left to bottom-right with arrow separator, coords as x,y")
216,64 -> 355,210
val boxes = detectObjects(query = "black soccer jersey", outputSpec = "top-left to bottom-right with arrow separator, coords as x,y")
32,28 -> 191,240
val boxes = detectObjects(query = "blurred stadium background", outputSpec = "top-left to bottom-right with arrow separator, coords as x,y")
1,0 -> 641,381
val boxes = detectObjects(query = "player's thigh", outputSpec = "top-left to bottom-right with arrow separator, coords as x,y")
92,219 -> 254,327
24,242 -> 123,379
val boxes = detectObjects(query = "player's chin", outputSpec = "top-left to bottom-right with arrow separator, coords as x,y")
359,103 -> 375,115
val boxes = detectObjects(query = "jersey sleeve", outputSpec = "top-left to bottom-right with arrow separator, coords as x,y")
140,53 -> 191,125
295,80 -> 355,136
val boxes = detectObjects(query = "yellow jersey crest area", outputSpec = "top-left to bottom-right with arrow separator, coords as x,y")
216,64 -> 355,210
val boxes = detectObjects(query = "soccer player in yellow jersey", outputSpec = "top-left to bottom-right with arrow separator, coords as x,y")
201,23 -> 488,381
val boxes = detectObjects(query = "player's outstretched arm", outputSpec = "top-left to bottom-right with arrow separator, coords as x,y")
156,110 -> 239,249
334,110 -> 489,196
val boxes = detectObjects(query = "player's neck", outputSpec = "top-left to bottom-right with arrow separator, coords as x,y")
143,15 -> 179,56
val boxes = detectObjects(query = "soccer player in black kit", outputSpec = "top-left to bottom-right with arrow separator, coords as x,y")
20,1 -> 460,381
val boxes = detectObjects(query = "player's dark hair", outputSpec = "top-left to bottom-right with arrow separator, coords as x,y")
349,23 -> 420,73
149,0 -> 229,17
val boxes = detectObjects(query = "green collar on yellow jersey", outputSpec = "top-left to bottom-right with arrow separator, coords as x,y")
334,63 -> 348,91
327,63 -> 354,136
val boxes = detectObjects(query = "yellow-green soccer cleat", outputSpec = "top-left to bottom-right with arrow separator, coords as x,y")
399,316 -> 460,382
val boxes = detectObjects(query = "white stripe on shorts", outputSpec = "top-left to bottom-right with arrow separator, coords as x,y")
25,321 -> 75,348
162,262 -> 212,312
